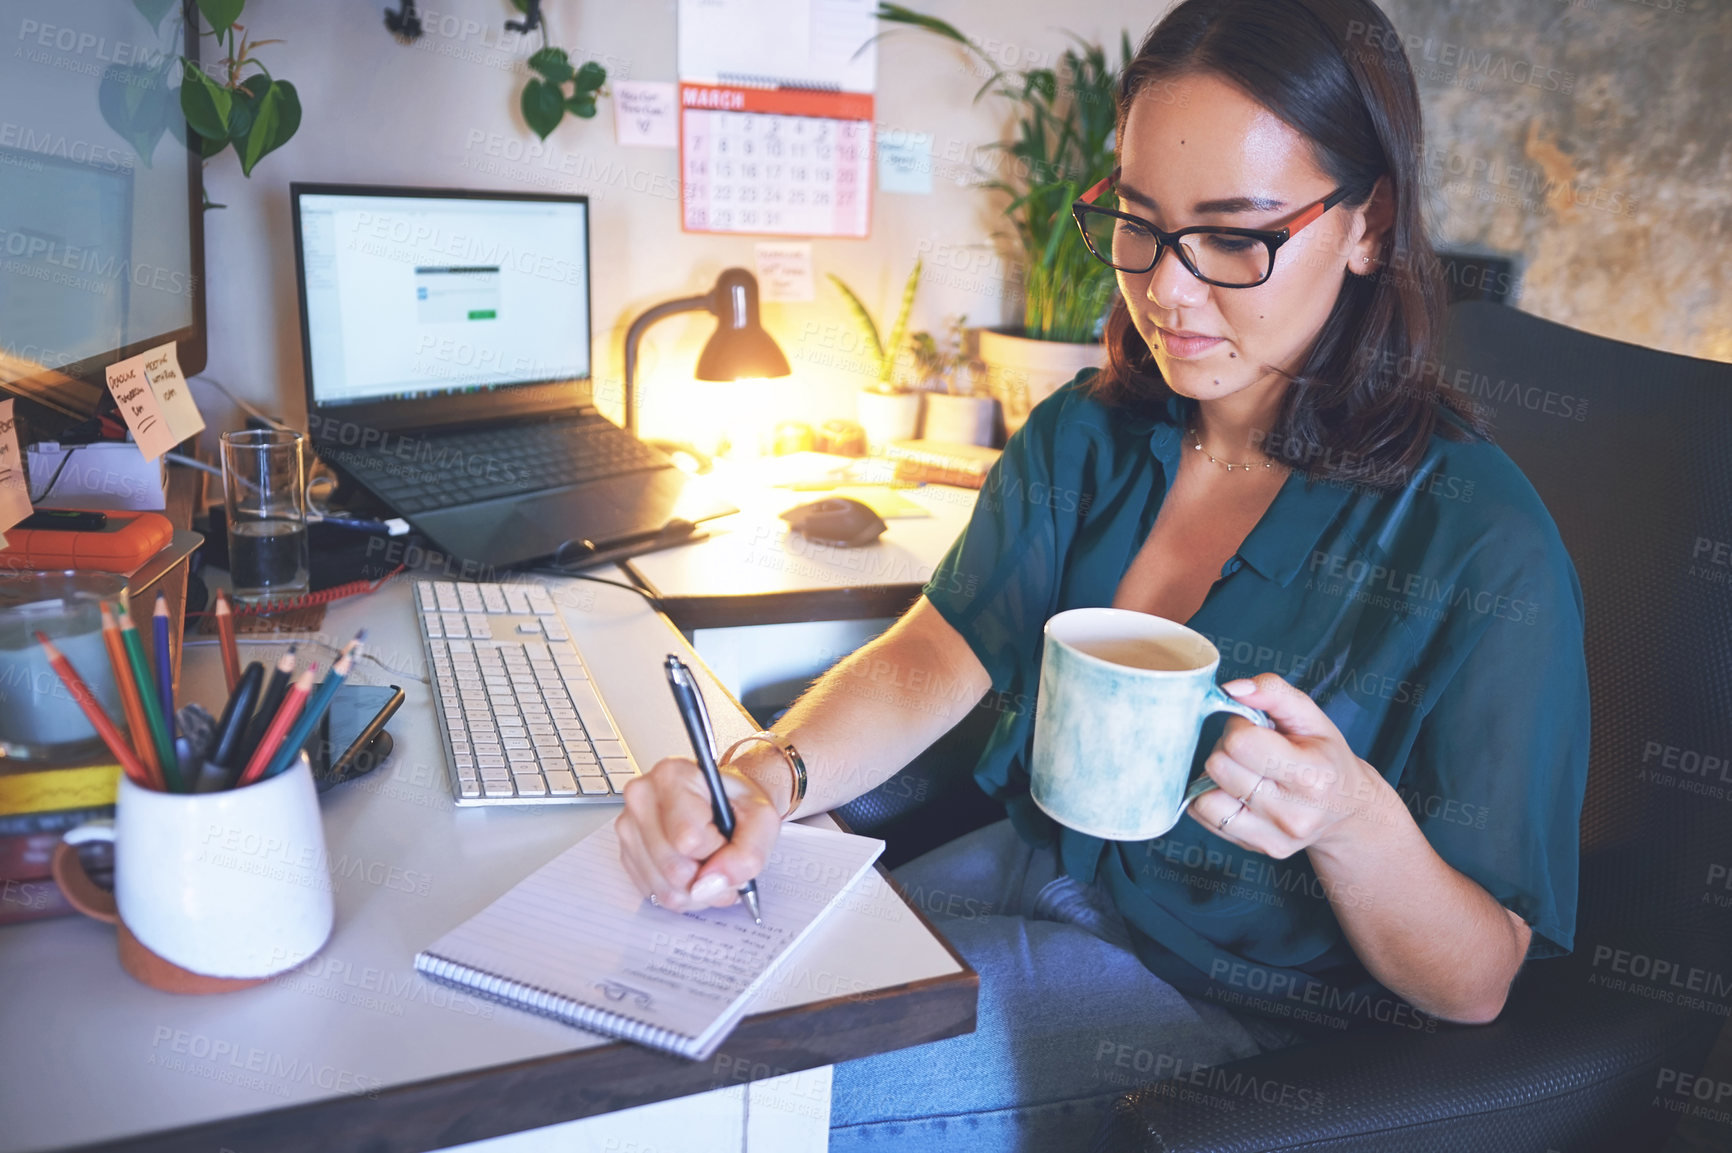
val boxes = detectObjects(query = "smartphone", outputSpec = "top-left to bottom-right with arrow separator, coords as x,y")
305,683 -> 405,791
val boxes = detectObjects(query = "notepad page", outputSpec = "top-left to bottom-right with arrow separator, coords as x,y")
418,821 -> 884,1055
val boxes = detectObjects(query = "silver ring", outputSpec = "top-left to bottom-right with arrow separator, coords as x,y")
648,893 -> 660,906
1239,777 -> 1268,806
1219,802 -> 1246,831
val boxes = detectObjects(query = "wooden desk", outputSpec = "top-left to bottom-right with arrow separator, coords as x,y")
627,483 -> 980,631
0,570 -> 975,1153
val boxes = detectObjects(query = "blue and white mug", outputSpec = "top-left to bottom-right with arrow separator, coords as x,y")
1031,608 -> 1273,841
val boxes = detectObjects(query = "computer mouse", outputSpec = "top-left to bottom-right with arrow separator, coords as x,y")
779,497 -> 888,548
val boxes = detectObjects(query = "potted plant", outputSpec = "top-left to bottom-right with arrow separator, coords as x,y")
99,0 -> 302,202
830,261 -> 925,451
875,6 -> 1125,432
911,316 -> 997,446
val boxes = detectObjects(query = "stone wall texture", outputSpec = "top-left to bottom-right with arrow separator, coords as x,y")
1379,0 -> 1731,361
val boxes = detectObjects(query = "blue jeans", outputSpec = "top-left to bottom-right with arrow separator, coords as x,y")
830,819 -> 1299,1151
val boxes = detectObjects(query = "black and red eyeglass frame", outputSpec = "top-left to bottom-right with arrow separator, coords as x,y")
1072,168 -> 1354,288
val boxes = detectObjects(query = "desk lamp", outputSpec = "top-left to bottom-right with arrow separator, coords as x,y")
621,268 -> 791,436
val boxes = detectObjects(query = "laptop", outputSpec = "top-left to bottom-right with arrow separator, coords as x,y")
291,183 -> 734,572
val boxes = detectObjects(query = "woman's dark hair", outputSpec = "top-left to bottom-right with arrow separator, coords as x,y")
1090,0 -> 1486,485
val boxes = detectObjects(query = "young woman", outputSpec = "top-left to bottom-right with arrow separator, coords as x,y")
617,0 -> 1590,1147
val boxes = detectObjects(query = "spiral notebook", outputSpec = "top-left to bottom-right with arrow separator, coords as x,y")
415,821 -> 885,1060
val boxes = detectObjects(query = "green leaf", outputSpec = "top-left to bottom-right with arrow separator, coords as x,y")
565,92 -> 598,119
827,274 -> 886,378
179,62 -> 232,148
196,0 -> 245,35
874,4 -> 970,46
226,73 -> 269,143
133,0 -> 179,30
238,79 -> 300,175
573,60 -> 607,91
520,78 -> 565,140
99,57 -> 175,166
528,47 -> 573,83
883,259 -> 922,385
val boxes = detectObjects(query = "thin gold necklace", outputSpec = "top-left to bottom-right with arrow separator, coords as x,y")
1188,425 -> 1276,473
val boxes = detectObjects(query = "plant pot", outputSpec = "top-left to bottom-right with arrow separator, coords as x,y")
977,328 -> 1102,436
920,393 -> 999,447
855,389 -> 922,452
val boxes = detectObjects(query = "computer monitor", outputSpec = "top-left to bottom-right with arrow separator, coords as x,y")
0,3 -> 206,422
291,184 -> 592,435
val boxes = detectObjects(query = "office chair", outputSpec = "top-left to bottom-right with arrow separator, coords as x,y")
1089,301 -> 1732,1151
840,300 -> 1732,1150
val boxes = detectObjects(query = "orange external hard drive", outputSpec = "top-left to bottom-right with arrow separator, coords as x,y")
0,510 -> 174,573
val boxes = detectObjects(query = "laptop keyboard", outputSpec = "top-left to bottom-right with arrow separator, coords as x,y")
348,420 -> 669,515
415,579 -> 640,806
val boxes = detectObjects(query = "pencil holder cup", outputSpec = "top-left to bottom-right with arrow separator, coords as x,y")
51,752 -> 333,993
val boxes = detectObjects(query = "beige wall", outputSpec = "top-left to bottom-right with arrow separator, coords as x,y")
194,0 -> 1728,447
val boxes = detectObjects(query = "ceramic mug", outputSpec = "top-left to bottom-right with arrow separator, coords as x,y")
51,753 -> 334,992
1031,608 -> 1274,841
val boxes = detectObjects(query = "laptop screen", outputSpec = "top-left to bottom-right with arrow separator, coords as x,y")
295,188 -> 590,409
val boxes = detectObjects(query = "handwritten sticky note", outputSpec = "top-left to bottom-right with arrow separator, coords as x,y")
0,399 -> 31,534
614,80 -> 678,149
876,129 -> 932,195
755,242 -> 814,303
105,342 -> 204,461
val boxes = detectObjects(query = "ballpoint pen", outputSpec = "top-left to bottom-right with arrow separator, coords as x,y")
240,646 -> 297,769
663,654 -> 761,924
200,661 -> 264,791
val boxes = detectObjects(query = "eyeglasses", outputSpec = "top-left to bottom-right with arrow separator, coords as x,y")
1072,170 -> 1353,289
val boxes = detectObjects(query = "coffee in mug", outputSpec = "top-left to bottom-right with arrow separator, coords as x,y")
1031,607 -> 1273,841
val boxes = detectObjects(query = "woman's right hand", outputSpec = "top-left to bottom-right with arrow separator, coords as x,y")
616,755 -> 783,912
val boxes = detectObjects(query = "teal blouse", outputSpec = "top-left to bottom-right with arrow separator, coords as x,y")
923,373 -> 1590,1031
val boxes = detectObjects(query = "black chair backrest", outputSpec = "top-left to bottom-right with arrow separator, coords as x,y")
1440,301 -> 1732,976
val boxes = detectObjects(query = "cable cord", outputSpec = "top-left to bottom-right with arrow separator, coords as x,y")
189,374 -> 296,432
531,566 -> 662,608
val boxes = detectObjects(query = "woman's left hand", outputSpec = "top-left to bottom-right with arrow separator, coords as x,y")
1185,673 -> 1392,859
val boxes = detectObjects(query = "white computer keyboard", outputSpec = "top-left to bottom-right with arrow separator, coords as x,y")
413,579 -> 640,806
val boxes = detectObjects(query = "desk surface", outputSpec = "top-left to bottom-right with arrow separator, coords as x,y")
628,478 -> 979,630
0,571 -> 973,1153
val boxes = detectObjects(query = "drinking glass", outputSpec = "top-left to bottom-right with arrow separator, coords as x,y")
221,430 -> 309,603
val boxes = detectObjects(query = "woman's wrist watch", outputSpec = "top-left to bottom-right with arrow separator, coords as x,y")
720,730 -> 808,819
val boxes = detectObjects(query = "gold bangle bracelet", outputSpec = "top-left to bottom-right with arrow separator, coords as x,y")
720,730 -> 808,820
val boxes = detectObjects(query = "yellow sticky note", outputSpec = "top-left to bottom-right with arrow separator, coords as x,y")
104,341 -> 204,461
0,399 -> 31,533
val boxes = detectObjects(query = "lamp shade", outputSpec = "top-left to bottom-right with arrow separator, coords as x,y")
621,267 -> 791,434
693,268 -> 791,381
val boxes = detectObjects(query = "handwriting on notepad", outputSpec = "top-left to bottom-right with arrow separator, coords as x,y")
636,913 -> 788,1003
104,342 -> 205,461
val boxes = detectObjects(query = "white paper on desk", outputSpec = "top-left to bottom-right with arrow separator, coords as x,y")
416,821 -> 884,1060
755,242 -> 815,302
0,400 -> 32,534
614,80 -> 679,148
104,342 -> 204,461
678,0 -> 878,92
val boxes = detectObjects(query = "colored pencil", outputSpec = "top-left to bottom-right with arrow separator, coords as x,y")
153,594 -> 176,739
99,603 -> 162,790
236,667 -> 315,788
214,589 -> 241,693
240,647 -> 297,769
34,632 -> 149,786
263,637 -> 363,781
118,606 -> 184,792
